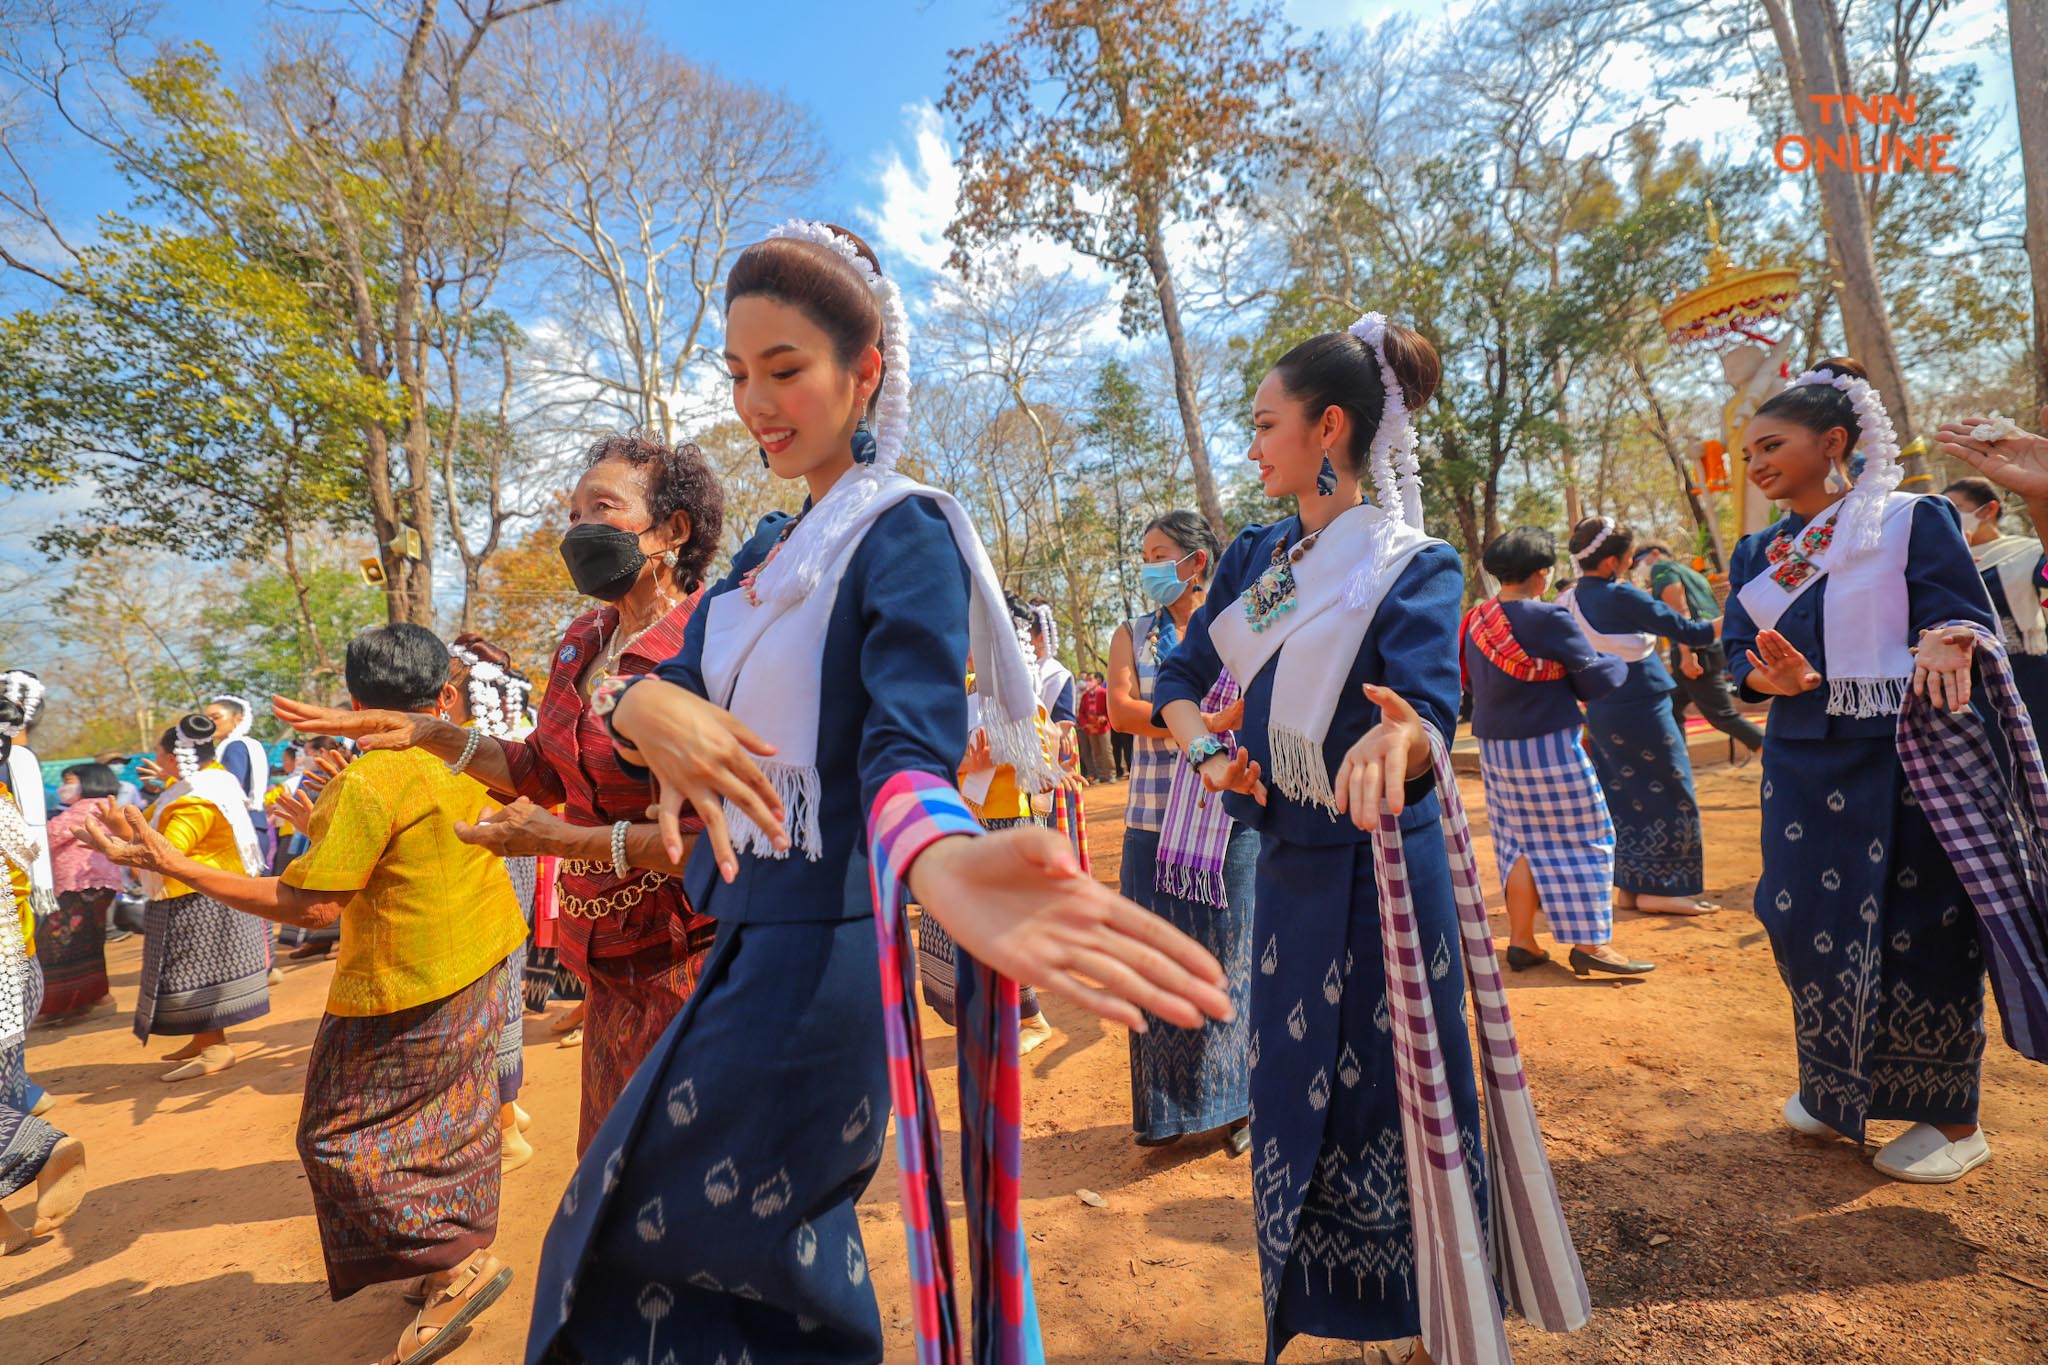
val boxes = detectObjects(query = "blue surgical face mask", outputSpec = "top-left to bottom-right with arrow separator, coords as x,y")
1139,548 -> 1198,607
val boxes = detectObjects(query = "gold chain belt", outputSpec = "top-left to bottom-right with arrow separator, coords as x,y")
558,863 -> 671,920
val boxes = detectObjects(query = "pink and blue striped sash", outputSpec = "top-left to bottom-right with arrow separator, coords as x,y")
869,770 -> 1045,1364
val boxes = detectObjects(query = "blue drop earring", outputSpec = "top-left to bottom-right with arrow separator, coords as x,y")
758,446 -> 769,468
1316,452 -> 1337,497
851,415 -> 877,465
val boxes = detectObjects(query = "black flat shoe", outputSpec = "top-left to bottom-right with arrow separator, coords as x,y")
1569,946 -> 1655,976
1504,945 -> 1551,971
1135,1133 -> 1181,1149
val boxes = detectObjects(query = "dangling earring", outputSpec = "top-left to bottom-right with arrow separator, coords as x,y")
851,414 -> 877,466
1316,451 -> 1337,497
758,446 -> 769,469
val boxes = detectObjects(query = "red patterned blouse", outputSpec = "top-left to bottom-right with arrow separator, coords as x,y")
500,595 -> 712,982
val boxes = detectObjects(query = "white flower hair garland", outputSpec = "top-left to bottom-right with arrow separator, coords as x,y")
1031,603 -> 1057,659
173,716 -> 208,782
1573,517 -> 1619,567
0,671 -> 44,738
763,219 -> 911,472
747,220 -> 918,608
449,645 -> 513,738
1789,367 -> 1902,563
211,694 -> 255,743
1346,312 -> 1424,531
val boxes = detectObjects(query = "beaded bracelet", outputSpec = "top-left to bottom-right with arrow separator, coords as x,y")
610,820 -> 631,878
447,724 -> 483,777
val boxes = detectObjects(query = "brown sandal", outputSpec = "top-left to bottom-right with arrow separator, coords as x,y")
378,1253 -> 511,1365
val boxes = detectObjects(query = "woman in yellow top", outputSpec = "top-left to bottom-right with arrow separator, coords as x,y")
916,595 -> 1060,1054
129,713 -> 270,1082
86,623 -> 527,1365
0,694 -> 87,1252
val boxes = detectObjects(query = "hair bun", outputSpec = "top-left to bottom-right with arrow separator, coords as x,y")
1813,355 -> 1869,383
178,713 -> 218,743
1379,323 -> 1442,412
0,699 -> 21,730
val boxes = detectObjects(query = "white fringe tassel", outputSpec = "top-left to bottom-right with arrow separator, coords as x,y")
1826,675 -> 1910,719
1155,860 -> 1226,908
983,706 -> 1061,796
723,759 -> 825,863
1268,724 -> 1340,818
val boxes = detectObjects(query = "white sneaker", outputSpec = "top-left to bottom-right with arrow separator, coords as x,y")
1781,1094 -> 1839,1138
1872,1124 -> 1990,1183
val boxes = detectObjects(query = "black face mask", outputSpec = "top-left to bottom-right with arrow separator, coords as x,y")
560,522 -> 650,602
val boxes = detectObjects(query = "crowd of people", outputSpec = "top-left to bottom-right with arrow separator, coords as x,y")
1,216 -> 2044,1365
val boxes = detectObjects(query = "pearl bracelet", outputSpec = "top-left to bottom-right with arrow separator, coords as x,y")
447,724 -> 483,776
610,820 -> 631,878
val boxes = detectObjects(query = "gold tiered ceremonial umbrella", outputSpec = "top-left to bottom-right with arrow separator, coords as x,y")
1662,204 -> 1803,544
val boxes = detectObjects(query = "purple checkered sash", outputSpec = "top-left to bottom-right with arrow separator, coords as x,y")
1155,670 -> 1241,907
1896,620 -> 2048,1061
1370,724 -> 1591,1364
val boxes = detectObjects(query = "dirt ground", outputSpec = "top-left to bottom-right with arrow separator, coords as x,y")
4,759 -> 2045,1364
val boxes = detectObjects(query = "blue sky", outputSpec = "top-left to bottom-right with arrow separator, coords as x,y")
48,0 -> 1446,234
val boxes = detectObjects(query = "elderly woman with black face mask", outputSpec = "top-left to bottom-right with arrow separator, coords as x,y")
277,431 -> 728,1154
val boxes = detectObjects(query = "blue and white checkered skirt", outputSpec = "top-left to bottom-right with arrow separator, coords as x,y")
1478,727 -> 1615,945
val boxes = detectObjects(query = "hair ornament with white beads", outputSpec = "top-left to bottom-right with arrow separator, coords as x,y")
763,219 -> 911,472
1572,517 -> 1618,567
0,671 -> 43,738
1346,312 -> 1424,530
1030,603 -> 1057,658
449,644 -> 514,738
172,714 -> 211,782
746,220 -> 917,608
1788,367 -> 1902,563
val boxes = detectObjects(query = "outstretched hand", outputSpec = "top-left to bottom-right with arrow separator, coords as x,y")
270,784 -> 320,834
454,798 -> 579,859
610,679 -> 784,879
1934,411 -> 2048,502
1199,748 -> 1266,805
76,801 -> 179,875
273,695 -> 428,752
1333,684 -> 1428,826
1745,629 -> 1822,697
908,826 -> 1233,1033
1912,626 -> 1977,713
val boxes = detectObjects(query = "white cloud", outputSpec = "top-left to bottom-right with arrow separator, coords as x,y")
863,103 -> 961,277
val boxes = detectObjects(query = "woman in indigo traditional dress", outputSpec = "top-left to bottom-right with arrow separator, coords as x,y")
1564,516 -> 1722,915
1942,475 -> 2048,728
1155,316 -> 1586,1363
1109,510 -> 1257,1155
1464,528 -> 1651,977
1726,357 -> 1998,1183
522,221 -> 1233,1364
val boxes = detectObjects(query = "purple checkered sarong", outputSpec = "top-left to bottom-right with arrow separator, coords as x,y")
1897,621 -> 2048,1062
1372,725 -> 1590,1364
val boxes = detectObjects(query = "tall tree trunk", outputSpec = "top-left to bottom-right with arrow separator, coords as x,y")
277,520 -> 338,678
2014,0 -> 2048,415
1138,201 -> 1225,537
1771,0 -> 1925,487
1631,353 -> 1727,573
